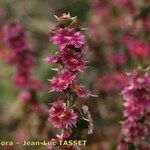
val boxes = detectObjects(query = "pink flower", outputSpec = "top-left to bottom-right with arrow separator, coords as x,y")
3,22 -> 30,52
119,71 -> 150,147
48,101 -> 78,129
3,21 -> 41,90
50,76 -> 69,92
122,72 -> 150,120
122,36 -> 150,58
49,101 -> 66,116
50,71 -> 76,92
121,120 -> 149,144
123,100 -> 146,121
128,40 -> 150,59
50,28 -> 85,50
122,72 -> 150,104
47,14 -> 92,145
131,72 -> 150,89
61,53 -> 86,72
60,71 -> 76,83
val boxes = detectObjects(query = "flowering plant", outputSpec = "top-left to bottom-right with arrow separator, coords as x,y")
3,21 -> 47,119
3,22 -> 39,89
118,67 -> 150,150
45,13 -> 93,150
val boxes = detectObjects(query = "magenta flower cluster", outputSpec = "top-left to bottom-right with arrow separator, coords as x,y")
45,13 -> 92,150
46,30 -> 86,73
50,27 -> 86,51
3,22 -> 42,90
118,70 -> 150,149
47,14 -> 91,97
3,22 -> 46,117
121,35 -> 150,59
48,100 -> 78,129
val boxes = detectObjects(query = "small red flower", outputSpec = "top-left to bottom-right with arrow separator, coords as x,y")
50,71 -> 75,92
4,22 -> 30,52
48,101 -> 78,129
129,40 -> 150,59
50,28 -> 85,50
61,53 -> 85,72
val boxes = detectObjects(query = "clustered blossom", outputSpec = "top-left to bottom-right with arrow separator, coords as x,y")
121,35 -> 150,59
50,70 -> 75,92
3,22 -> 42,90
3,22 -> 46,117
48,101 -> 78,129
4,22 -> 30,52
88,0 -> 150,148
50,27 -> 85,50
46,13 -> 93,150
129,41 -> 150,59
118,70 -> 150,150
